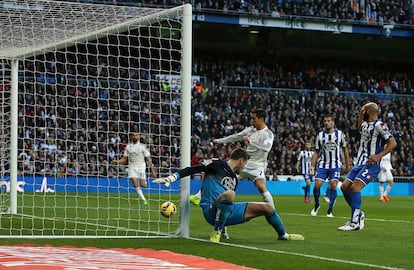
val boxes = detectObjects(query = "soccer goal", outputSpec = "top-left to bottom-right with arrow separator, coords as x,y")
0,0 -> 192,238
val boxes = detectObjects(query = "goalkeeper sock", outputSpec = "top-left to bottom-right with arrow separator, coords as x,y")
214,199 -> 233,231
265,210 -> 286,237
195,190 -> 201,199
135,187 -> 146,202
261,191 -> 275,209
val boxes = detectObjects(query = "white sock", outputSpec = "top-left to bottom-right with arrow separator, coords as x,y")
195,190 -> 201,199
384,185 -> 392,196
379,185 -> 384,198
135,187 -> 146,201
262,191 -> 275,209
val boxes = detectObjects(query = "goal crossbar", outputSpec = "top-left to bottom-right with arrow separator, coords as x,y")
0,1 -> 184,59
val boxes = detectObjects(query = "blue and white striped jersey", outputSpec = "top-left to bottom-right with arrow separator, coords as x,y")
355,120 -> 393,166
297,150 -> 314,174
314,129 -> 347,169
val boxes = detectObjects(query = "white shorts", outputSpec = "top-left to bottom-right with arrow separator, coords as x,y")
378,169 -> 393,182
239,163 -> 266,181
127,168 -> 146,179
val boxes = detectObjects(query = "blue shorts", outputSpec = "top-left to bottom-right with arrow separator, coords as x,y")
346,164 -> 380,185
202,202 -> 248,226
315,167 -> 341,181
304,174 -> 314,182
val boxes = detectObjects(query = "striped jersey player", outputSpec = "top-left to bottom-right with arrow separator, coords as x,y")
310,115 -> 350,217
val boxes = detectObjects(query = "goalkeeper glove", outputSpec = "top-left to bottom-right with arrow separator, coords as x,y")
153,172 -> 180,187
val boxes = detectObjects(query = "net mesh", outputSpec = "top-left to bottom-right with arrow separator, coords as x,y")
0,0 -> 187,237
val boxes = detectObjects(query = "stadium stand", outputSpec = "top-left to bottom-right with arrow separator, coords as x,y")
3,1 -> 414,179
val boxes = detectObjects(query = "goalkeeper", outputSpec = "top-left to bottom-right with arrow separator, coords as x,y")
153,148 -> 304,243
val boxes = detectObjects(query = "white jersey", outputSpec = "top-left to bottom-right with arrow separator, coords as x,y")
123,142 -> 151,170
314,129 -> 347,169
379,152 -> 394,182
355,120 -> 393,166
216,126 -> 274,168
380,152 -> 393,170
297,150 -> 314,175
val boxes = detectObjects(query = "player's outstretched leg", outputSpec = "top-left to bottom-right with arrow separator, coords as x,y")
265,210 -> 304,241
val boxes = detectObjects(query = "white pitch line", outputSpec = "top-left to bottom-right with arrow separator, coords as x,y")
189,237 -> 405,270
283,212 -> 413,224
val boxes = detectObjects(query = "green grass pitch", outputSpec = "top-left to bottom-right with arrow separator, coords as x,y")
1,194 -> 413,270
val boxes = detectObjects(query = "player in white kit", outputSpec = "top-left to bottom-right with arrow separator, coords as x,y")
378,149 -> 394,202
190,109 -> 275,239
113,133 -> 157,205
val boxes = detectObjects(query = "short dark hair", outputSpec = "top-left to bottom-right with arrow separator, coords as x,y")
230,148 -> 250,161
252,108 -> 266,120
324,114 -> 335,121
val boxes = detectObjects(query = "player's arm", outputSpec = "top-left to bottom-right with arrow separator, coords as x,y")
146,156 -> 157,178
113,156 -> 127,165
341,132 -> 351,172
342,146 -> 351,173
214,127 -> 252,144
153,161 -> 212,187
295,152 -> 302,172
369,137 -> 397,165
309,149 -> 319,175
358,104 -> 367,127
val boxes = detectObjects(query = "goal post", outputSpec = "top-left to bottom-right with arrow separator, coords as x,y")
0,1 -> 192,238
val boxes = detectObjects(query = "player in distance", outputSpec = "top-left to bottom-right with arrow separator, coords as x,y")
113,132 -> 157,205
310,115 -> 351,218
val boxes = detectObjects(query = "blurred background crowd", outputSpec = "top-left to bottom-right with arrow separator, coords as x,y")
11,55 -> 414,179
99,0 -> 414,26
3,0 -> 413,181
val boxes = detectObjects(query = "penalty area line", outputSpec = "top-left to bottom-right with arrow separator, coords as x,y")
189,237 -> 404,270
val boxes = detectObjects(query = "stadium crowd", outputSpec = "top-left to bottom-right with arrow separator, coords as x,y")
94,0 -> 414,26
10,53 -> 414,179
6,0 -> 414,179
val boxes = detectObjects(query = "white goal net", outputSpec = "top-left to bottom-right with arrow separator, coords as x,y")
0,0 -> 192,238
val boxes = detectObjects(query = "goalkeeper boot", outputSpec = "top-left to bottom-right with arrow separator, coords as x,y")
190,195 -> 201,206
142,200 -> 148,206
210,230 -> 221,243
278,233 -> 305,241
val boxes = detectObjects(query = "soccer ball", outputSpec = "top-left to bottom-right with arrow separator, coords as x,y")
160,201 -> 177,218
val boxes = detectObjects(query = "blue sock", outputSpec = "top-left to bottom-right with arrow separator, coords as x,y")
351,192 -> 362,224
328,188 -> 337,213
325,187 -> 331,198
265,210 -> 286,237
343,190 -> 352,207
305,186 -> 310,199
214,199 -> 233,231
313,187 -> 320,206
